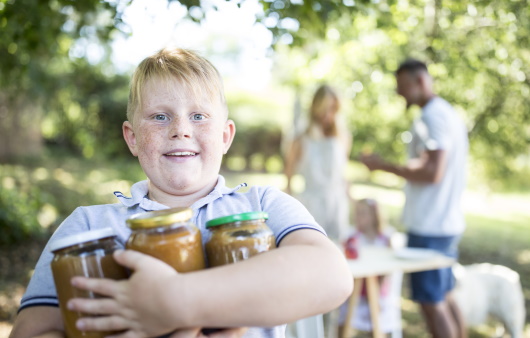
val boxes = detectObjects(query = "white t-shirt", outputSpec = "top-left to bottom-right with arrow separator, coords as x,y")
402,97 -> 468,236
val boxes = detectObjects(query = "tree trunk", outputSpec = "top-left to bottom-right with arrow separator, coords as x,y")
0,94 -> 43,161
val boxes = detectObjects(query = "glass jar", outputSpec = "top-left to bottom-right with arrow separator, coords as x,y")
50,228 -> 129,338
126,207 -> 205,273
205,212 -> 276,267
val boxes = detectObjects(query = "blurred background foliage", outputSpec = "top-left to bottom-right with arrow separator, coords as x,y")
0,0 -> 529,242
1,1 -> 530,334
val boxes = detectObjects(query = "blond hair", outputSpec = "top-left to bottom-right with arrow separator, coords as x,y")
127,48 -> 227,121
308,85 -> 340,137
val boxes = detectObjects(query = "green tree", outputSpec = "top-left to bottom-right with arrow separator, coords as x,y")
2,0 -> 529,188
0,0 -> 127,160
176,0 -> 530,189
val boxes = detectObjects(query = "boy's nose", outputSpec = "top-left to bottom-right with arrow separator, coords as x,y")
169,119 -> 192,139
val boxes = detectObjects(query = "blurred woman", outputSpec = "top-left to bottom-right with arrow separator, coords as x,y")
284,84 -> 352,242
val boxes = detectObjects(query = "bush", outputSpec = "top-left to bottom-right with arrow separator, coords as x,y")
0,185 -> 45,246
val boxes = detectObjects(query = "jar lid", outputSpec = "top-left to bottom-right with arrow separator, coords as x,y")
49,228 -> 116,252
206,212 -> 269,228
126,207 -> 193,229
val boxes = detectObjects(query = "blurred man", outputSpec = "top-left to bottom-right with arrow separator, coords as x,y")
360,59 -> 468,338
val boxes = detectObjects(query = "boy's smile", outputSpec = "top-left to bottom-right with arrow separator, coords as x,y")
164,149 -> 199,162
123,76 -> 235,207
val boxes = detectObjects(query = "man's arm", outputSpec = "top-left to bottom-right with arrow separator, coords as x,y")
9,306 -> 64,338
66,229 -> 353,336
360,149 -> 446,184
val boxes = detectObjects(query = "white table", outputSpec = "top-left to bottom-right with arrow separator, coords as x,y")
342,246 -> 455,338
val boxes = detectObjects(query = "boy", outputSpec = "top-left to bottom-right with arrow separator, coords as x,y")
10,48 -> 353,337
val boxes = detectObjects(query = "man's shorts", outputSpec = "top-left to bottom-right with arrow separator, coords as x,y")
407,233 -> 461,304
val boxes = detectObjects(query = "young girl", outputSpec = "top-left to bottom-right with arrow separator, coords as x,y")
339,198 -> 401,337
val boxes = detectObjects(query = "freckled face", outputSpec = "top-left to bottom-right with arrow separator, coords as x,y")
123,77 -> 235,201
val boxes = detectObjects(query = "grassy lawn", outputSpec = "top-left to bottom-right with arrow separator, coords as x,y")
1,159 -> 529,336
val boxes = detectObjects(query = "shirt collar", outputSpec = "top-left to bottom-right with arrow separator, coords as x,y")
113,180 -> 167,211
191,175 -> 247,210
113,175 -> 247,211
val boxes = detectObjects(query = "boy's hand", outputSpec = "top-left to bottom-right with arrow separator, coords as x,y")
168,328 -> 203,338
206,328 -> 248,338
170,328 -> 248,338
67,250 -> 181,337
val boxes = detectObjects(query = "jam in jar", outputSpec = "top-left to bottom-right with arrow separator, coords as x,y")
205,212 -> 276,267
126,207 -> 205,272
202,212 -> 276,335
50,227 -> 129,338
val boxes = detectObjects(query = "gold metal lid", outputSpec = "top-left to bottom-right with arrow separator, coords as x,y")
126,207 -> 193,229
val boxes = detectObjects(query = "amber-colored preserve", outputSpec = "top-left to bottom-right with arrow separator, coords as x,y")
202,212 -> 276,334
126,207 -> 205,272
205,212 -> 276,267
50,228 -> 129,338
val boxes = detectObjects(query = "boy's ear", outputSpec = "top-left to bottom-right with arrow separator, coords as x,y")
222,119 -> 236,154
123,121 -> 139,156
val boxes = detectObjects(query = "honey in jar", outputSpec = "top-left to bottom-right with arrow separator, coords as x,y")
126,207 -> 205,272
205,212 -> 276,267
50,228 -> 129,338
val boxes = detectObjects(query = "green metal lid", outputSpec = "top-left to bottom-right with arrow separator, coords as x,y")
205,212 -> 269,228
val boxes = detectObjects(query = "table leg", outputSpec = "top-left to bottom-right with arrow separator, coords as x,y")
341,277 -> 362,338
365,276 -> 382,338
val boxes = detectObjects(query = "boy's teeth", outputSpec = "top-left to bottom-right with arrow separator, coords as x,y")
167,152 -> 196,156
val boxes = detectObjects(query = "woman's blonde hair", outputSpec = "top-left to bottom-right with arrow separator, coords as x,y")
127,48 -> 226,121
308,84 -> 340,137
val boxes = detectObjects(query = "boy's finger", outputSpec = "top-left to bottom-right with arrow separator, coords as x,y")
208,328 -> 248,338
75,314 -> 130,332
71,276 -> 121,296
169,328 -> 203,338
113,249 -> 171,271
114,249 -> 178,276
67,296 -> 120,315
106,330 -> 150,338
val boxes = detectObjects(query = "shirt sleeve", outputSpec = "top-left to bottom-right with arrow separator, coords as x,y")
18,207 -> 90,312
259,186 -> 326,245
421,107 -> 451,151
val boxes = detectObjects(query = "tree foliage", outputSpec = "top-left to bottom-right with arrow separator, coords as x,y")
0,0 -> 129,160
1,0 -> 529,189
0,0 -> 124,91
190,0 -> 530,189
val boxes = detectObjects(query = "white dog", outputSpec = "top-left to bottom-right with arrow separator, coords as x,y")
452,263 -> 526,338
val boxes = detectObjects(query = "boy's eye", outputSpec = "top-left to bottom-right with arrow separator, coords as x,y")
192,113 -> 205,121
154,114 -> 167,121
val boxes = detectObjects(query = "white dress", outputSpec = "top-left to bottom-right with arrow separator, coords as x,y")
296,133 -> 349,242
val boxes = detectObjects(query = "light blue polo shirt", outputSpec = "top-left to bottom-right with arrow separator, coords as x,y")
19,175 -> 325,338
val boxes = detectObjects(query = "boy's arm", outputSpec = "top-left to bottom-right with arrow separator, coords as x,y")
68,229 -> 353,336
179,229 -> 353,327
9,307 -> 64,338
